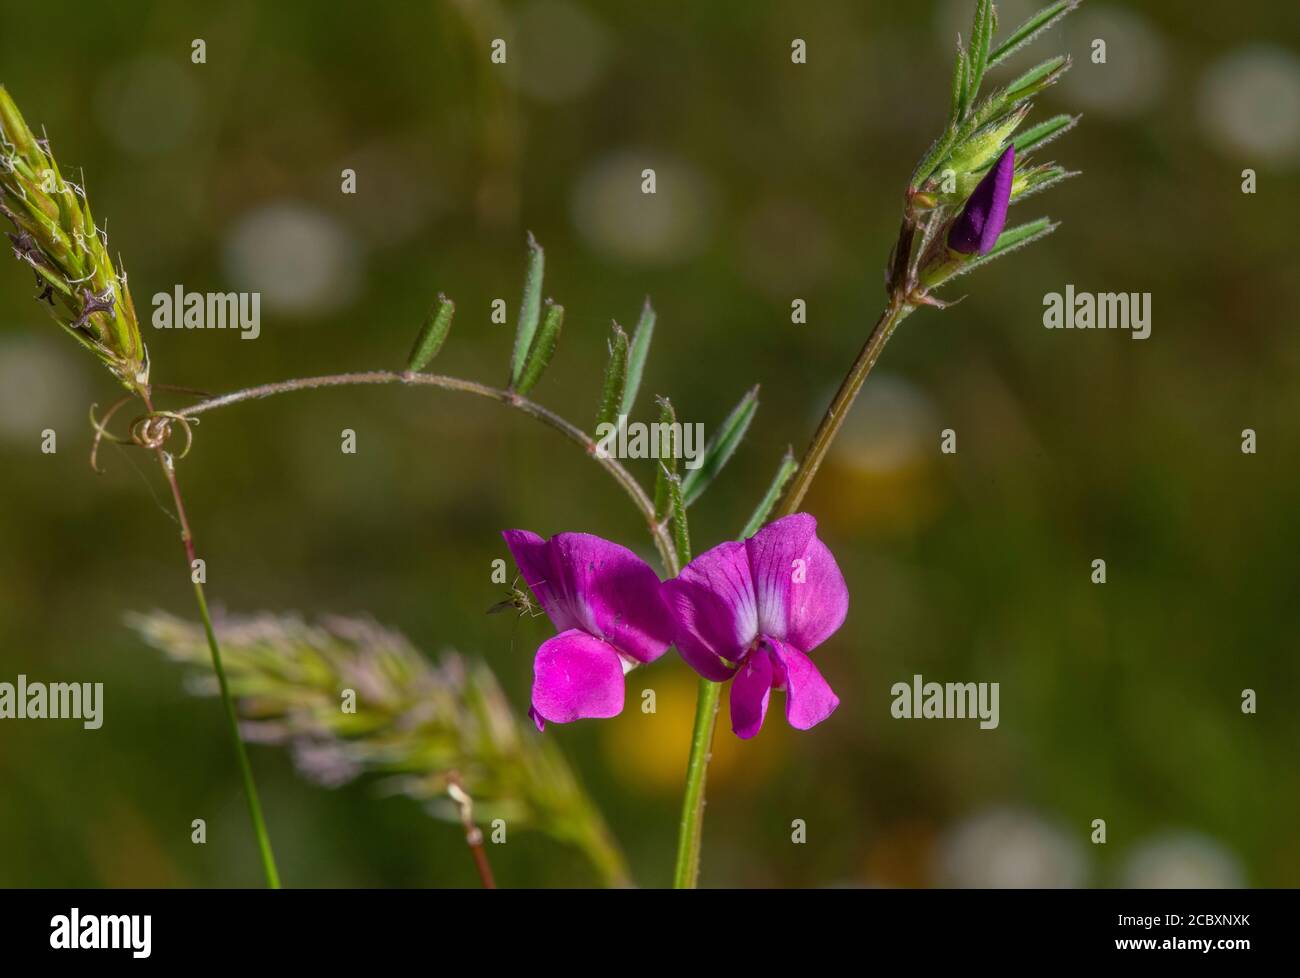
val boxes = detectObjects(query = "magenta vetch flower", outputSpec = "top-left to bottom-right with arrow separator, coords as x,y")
662,513 -> 846,739
503,529 -> 672,730
948,144 -> 1015,256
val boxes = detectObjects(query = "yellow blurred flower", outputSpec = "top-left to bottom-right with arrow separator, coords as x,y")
602,667 -> 786,794
814,374 -> 945,537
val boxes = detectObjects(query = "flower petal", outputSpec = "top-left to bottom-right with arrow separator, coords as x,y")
661,540 -> 756,681
948,145 -> 1015,256
503,529 -> 673,663
530,629 -> 625,725
547,533 -> 673,663
764,636 -> 839,731
745,513 -> 848,652
729,647 -> 773,740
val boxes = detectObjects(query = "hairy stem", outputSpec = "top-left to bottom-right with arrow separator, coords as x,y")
149,416 -> 281,889
776,298 -> 915,517
177,370 -> 676,573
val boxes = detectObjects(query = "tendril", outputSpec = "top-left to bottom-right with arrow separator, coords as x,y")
89,396 -> 135,473
89,400 -> 198,472
130,411 -> 196,457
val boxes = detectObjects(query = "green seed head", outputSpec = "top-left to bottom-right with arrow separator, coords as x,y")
0,85 -> 148,392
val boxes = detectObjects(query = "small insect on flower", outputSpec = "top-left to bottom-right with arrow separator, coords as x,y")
502,529 -> 674,730
486,576 -> 546,618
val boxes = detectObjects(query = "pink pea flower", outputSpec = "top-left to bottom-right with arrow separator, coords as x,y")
503,529 -> 673,730
662,513 -> 846,739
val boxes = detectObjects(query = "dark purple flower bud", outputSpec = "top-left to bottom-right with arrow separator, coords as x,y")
948,145 -> 1015,256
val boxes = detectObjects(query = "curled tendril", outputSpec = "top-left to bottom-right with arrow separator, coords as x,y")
89,397 -> 134,473
89,400 -> 197,473
131,411 -> 195,457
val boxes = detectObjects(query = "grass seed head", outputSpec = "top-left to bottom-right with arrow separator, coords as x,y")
0,85 -> 148,392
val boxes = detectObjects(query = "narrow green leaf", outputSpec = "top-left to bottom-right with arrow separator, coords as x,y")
950,40 -> 969,121
739,448 -> 797,539
509,232 -> 545,387
988,0 -> 1079,69
405,294 -> 455,371
983,217 -> 1059,258
652,396 -> 678,522
1004,54 -> 1069,102
1011,164 -> 1079,204
978,0 -> 996,72
680,385 -> 759,507
620,297 -> 656,418
596,323 -> 629,430
966,0 -> 996,103
663,465 -> 692,564
1011,113 -> 1080,156
930,218 -> 1059,288
952,60 -> 1067,155
514,300 -> 563,396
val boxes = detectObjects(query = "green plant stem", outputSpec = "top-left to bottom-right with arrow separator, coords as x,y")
191,574 -> 281,889
673,676 -> 719,888
671,278 -> 917,888
178,370 -> 676,574
776,298 -> 915,518
151,424 -> 281,889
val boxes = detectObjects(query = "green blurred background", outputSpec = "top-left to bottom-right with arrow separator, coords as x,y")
2,0 -> 1298,887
